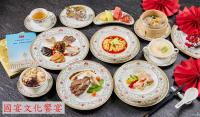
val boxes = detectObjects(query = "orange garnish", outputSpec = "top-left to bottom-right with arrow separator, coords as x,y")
96,76 -> 101,81
91,91 -> 96,97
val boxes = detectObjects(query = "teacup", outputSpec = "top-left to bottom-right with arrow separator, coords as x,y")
29,8 -> 52,26
143,38 -> 179,63
19,67 -> 49,94
139,10 -> 168,38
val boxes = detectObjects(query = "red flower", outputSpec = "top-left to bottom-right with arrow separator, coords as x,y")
174,58 -> 200,98
176,6 -> 200,35
141,0 -> 180,16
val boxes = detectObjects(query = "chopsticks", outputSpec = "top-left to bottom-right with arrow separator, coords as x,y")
143,83 -> 186,117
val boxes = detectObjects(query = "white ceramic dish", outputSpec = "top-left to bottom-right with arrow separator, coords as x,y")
31,27 -> 89,70
114,60 -> 169,107
59,5 -> 95,28
17,71 -> 53,98
24,11 -> 57,32
90,26 -> 140,64
93,10 -> 134,25
171,25 -> 200,59
56,60 -> 113,110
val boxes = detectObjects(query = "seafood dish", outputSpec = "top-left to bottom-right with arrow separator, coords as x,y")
66,6 -> 87,21
41,36 -> 80,63
102,35 -> 127,54
143,15 -> 166,29
126,71 -> 154,91
69,70 -> 104,97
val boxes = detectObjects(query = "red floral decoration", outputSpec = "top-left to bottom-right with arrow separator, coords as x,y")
176,6 -> 200,35
174,58 -> 200,98
141,0 -> 180,16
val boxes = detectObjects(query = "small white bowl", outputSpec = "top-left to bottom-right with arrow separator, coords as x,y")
19,67 -> 49,94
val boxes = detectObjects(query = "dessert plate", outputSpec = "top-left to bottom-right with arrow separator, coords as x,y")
90,26 -> 140,64
56,60 -> 113,110
114,60 -> 169,107
171,25 -> 200,59
59,5 -> 95,28
17,72 -> 53,98
24,12 -> 57,32
93,10 -> 134,25
31,27 -> 89,70
134,20 -> 171,41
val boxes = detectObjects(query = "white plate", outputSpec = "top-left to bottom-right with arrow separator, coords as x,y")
171,25 -> 200,59
143,47 -> 178,67
24,12 -> 57,32
134,20 -> 171,41
17,72 -> 53,98
114,60 -> 169,107
31,27 -> 89,70
59,5 -> 95,28
90,26 -> 140,64
93,10 -> 134,25
56,60 -> 113,110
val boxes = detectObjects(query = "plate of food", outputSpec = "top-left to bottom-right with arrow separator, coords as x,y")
56,60 -> 113,110
93,6 -> 134,25
59,5 -> 95,28
134,10 -> 171,41
90,26 -> 140,64
171,25 -> 200,59
31,27 -> 89,70
114,60 -> 169,107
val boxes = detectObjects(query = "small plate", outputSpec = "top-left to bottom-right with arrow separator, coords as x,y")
56,60 -> 113,110
90,26 -> 140,64
134,20 -> 171,41
114,60 -> 169,107
171,25 -> 200,59
143,47 -> 178,67
24,12 -> 57,32
31,27 -> 89,70
59,5 -> 95,28
17,73 -> 53,98
93,10 -> 134,25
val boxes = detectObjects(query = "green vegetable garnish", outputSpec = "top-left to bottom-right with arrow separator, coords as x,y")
87,79 -> 104,93
111,38 -> 120,45
126,75 -> 138,84
161,46 -> 169,53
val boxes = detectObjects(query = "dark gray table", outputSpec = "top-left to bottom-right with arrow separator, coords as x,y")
0,0 -> 200,117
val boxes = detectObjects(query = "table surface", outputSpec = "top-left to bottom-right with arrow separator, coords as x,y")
0,0 -> 200,117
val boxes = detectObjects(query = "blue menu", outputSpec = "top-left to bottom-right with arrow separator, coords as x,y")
6,32 -> 36,70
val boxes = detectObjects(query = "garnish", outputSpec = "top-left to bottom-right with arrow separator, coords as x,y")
87,79 -> 104,94
161,46 -> 169,53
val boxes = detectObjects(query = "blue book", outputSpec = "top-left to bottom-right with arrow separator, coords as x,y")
6,32 -> 37,70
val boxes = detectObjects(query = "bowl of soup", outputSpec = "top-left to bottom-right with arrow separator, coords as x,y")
147,38 -> 178,58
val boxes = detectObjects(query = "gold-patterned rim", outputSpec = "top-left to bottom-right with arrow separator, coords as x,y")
171,25 -> 200,59
90,26 -> 140,64
113,60 -> 169,107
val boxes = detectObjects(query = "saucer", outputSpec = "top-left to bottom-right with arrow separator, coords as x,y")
24,12 -> 57,32
134,19 -> 171,41
59,5 -> 95,28
17,72 -> 53,98
143,47 -> 178,67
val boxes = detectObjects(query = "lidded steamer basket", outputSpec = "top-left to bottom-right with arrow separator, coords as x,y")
139,10 -> 168,38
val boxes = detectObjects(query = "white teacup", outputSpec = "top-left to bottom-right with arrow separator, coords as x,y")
143,38 -> 179,63
19,67 -> 49,94
29,8 -> 52,27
